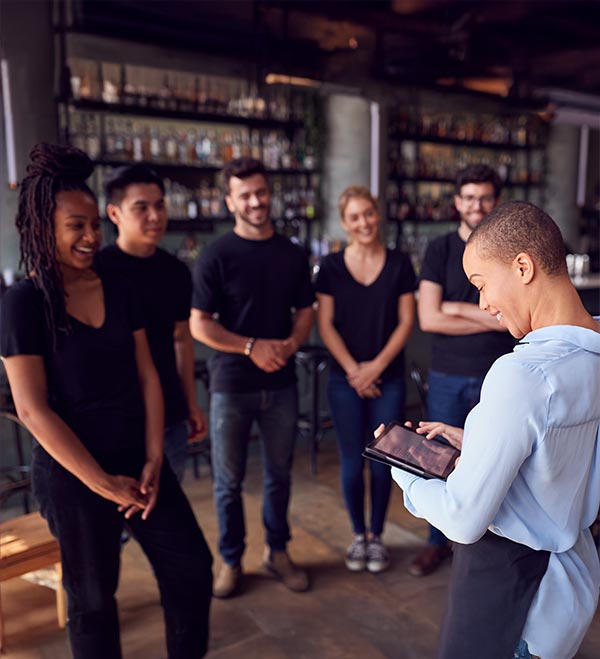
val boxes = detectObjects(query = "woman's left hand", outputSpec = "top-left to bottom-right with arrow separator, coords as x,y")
118,459 -> 162,520
347,360 -> 383,393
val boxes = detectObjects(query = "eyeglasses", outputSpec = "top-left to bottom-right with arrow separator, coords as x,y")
459,194 -> 496,206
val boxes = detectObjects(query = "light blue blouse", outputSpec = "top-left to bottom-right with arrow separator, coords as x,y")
393,322 -> 600,659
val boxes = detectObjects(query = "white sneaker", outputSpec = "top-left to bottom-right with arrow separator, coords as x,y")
366,536 -> 389,573
345,534 -> 367,571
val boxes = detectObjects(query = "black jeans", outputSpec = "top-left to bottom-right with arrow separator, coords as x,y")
33,445 -> 213,659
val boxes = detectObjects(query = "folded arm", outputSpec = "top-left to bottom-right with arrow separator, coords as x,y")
418,280 -> 504,335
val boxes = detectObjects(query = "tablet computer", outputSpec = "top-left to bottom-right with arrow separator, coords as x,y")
363,422 -> 460,480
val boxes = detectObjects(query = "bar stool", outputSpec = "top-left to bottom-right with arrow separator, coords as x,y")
295,345 -> 332,474
189,359 -> 212,479
0,410 -> 33,515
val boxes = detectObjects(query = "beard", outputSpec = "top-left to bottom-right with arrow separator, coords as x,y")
236,204 -> 271,227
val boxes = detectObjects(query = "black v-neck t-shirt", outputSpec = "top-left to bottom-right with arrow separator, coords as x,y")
0,276 -> 146,453
315,248 -> 416,379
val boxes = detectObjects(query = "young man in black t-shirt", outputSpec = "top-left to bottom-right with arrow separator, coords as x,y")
412,164 -> 514,577
191,157 -> 314,599
96,165 -> 207,483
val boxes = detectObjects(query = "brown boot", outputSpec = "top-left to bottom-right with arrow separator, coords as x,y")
213,563 -> 242,598
408,545 -> 452,577
262,547 -> 309,592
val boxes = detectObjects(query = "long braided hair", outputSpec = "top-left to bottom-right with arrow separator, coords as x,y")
15,143 -> 95,347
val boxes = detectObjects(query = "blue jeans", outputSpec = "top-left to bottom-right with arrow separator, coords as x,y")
33,445 -> 213,659
427,370 -> 485,547
514,639 -> 537,658
164,419 -> 189,484
327,371 -> 406,536
210,384 -> 298,566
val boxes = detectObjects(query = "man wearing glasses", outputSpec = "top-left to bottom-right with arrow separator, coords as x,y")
409,164 -> 515,577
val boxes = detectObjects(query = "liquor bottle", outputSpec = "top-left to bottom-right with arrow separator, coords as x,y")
196,75 -> 208,113
200,181 -> 211,217
142,125 -> 152,162
132,123 -> 143,162
250,129 -> 262,160
105,118 -> 117,156
186,189 -> 199,220
86,114 -> 101,160
165,128 -> 178,162
114,118 -> 125,157
177,129 -> 188,164
210,187 -> 222,218
121,64 -> 134,106
231,130 -> 242,160
122,121 -> 133,160
150,127 -> 161,161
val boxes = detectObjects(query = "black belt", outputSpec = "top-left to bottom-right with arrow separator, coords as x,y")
438,531 -> 550,659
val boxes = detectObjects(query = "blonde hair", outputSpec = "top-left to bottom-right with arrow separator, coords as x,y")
338,185 -> 378,219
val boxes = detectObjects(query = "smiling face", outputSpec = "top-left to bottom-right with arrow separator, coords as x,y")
226,173 -> 271,232
455,182 -> 498,235
463,242 -> 532,339
107,183 -> 167,255
54,190 -> 102,273
340,196 -> 381,246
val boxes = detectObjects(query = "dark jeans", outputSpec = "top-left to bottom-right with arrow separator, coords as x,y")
163,419 -> 190,484
210,384 -> 298,566
32,445 -> 213,659
426,370 -> 485,547
327,371 -> 406,536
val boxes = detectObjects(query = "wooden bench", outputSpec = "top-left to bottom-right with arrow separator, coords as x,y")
0,512 -> 66,651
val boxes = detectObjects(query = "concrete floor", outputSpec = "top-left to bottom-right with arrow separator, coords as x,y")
2,435 -> 600,658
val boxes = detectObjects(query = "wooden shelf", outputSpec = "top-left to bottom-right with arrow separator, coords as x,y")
93,158 -> 316,176
389,175 -> 541,188
388,132 -> 543,151
62,98 -> 303,130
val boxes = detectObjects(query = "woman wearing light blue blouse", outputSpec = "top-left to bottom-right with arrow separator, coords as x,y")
389,201 -> 600,659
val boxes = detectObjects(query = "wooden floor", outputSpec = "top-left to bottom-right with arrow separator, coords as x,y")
2,436 -> 600,658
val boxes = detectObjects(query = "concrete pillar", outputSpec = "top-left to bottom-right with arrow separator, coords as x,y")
322,94 -> 371,241
544,123 -> 580,250
0,0 -> 57,276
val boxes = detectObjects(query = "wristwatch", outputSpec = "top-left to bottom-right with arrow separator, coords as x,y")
244,337 -> 256,356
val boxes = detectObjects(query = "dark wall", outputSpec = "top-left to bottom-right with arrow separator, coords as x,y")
0,0 -> 57,273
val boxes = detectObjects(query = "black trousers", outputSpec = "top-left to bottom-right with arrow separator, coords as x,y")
33,445 -> 213,659
438,531 -> 550,659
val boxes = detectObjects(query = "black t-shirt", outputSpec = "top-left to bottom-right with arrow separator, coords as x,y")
95,245 -> 190,426
192,231 -> 315,393
419,231 -> 515,376
0,276 -> 146,453
315,248 -> 416,379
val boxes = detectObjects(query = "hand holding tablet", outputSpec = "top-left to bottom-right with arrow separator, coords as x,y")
364,422 -> 461,480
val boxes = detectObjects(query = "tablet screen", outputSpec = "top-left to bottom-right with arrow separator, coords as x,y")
368,423 -> 460,479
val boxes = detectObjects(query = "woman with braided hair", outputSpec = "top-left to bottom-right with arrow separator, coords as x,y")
0,143 -> 212,658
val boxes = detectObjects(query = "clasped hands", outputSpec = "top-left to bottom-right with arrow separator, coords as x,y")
249,337 -> 298,373
93,458 -> 162,521
347,360 -> 383,399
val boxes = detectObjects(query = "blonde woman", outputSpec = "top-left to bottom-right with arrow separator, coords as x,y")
316,186 -> 416,572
